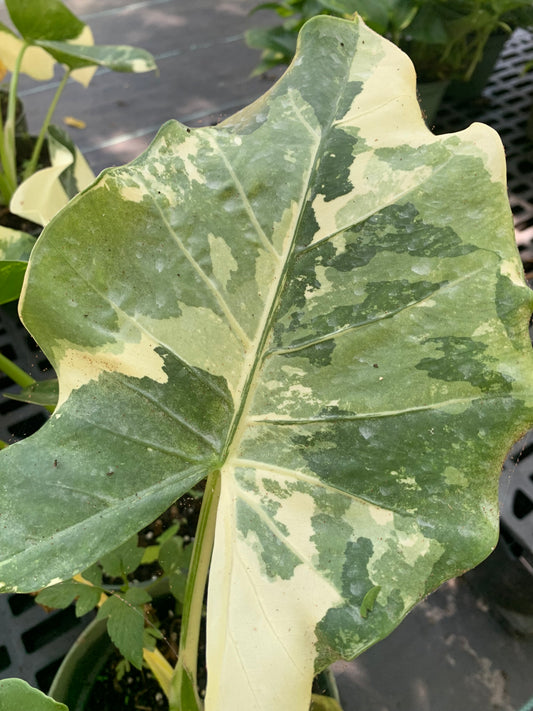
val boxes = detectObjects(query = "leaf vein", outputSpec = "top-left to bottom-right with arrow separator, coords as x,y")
55,252 -> 233,404
246,398 -> 477,425
145,192 -> 252,348
205,132 -> 281,259
265,268 -> 484,357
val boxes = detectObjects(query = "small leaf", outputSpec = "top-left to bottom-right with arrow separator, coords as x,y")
159,536 -> 190,574
36,581 -> 80,609
115,658 -> 130,682
0,679 -> 68,711
36,579 -> 101,616
6,0 -> 85,42
74,585 -> 103,617
144,625 -> 164,651
10,127 -> 95,226
96,589 -> 150,669
99,536 -> 144,578
35,41 -> 157,74
245,26 -> 298,58
157,523 -> 180,544
141,545 -> 160,565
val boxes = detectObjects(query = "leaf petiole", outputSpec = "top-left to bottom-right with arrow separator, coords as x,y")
0,352 -> 35,389
3,41 -> 29,196
169,469 -> 221,711
24,68 -> 72,182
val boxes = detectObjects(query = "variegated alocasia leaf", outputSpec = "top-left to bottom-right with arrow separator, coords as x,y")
0,15 -> 533,711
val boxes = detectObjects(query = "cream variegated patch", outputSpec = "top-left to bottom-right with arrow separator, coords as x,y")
0,31 -> 55,79
70,25 -> 97,87
271,200 -> 301,255
453,122 -> 506,184
119,185 -> 148,203
501,257 -> 531,287
343,29 -> 428,147
208,233 -> 238,289
138,306 -> 244,401
55,331 -> 167,407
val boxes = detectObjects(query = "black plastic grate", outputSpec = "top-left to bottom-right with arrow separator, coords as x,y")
0,593 -> 93,691
0,304 -> 54,444
500,430 -> 533,569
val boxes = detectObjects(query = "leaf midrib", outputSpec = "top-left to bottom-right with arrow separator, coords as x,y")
219,57 -> 355,468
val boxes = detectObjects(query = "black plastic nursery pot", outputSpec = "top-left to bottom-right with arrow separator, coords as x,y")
48,618 -> 112,711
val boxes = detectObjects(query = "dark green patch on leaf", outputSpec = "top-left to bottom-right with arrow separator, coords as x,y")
237,500 -> 299,580
415,337 -> 514,393
315,128 -> 358,202
324,203 -> 476,272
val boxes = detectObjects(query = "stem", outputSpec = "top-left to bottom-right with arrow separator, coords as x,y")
0,352 -> 35,389
169,470 -> 221,710
3,42 -> 29,195
0,170 -> 12,205
23,68 -> 71,182
0,102 -> 9,204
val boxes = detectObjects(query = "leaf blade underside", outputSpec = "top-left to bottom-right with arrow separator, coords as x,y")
0,15 -> 532,711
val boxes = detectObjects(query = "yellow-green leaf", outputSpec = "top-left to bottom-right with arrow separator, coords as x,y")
10,128 -> 95,226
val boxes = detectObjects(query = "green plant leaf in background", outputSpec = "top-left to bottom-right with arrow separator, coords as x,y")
36,578 -> 102,618
0,227 -> 35,304
5,0 -> 85,42
35,41 -> 158,74
0,15 -> 532,711
4,379 -> 59,408
0,679 -> 67,711
96,588 -> 152,669
10,127 -> 96,227
98,535 -> 145,578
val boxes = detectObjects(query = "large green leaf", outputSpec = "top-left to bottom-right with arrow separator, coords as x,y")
0,15 -> 532,711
